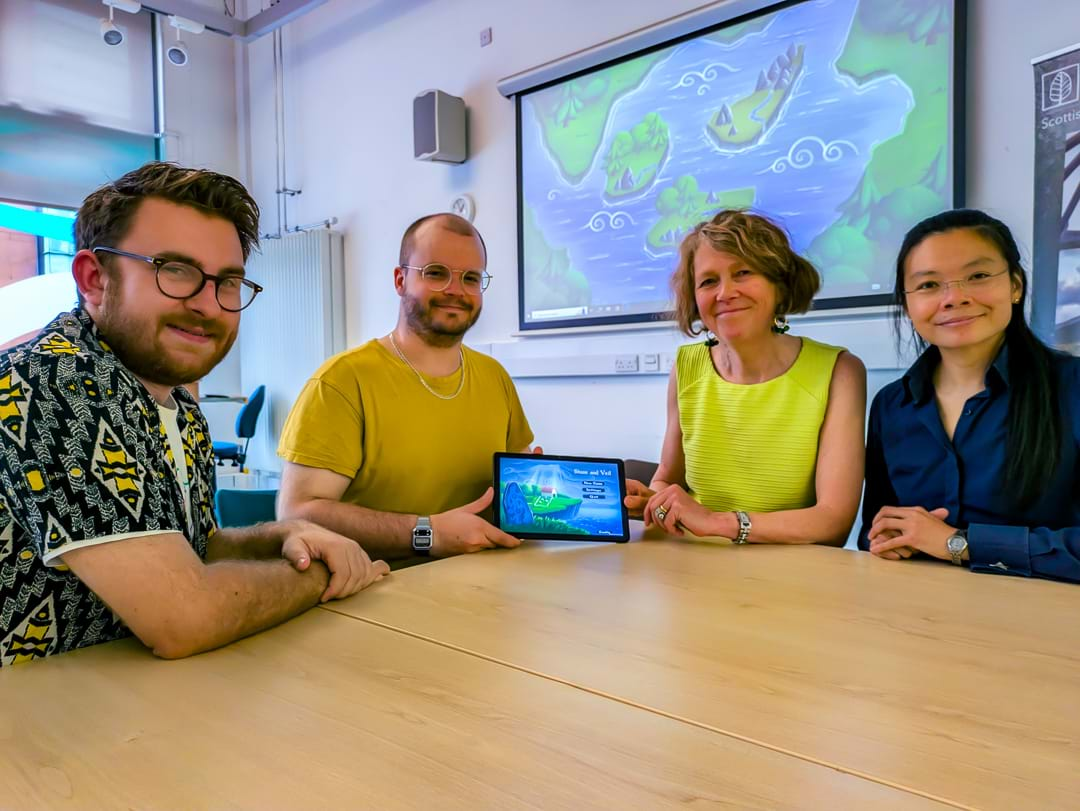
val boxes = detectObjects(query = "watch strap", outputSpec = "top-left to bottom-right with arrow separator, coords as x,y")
733,511 -> 751,544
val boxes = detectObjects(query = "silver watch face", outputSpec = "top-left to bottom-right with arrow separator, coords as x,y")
946,534 -> 966,554
413,526 -> 433,550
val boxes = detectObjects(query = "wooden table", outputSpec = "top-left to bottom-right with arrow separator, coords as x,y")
328,530 -> 1080,810
0,606 -> 942,810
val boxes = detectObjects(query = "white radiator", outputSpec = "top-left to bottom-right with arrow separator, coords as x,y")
240,229 -> 346,474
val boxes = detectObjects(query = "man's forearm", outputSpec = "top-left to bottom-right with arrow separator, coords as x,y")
283,498 -> 415,559
152,558 -> 329,658
206,523 -> 287,562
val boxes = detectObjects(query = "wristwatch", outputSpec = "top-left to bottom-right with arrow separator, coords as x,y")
733,510 -> 751,544
946,529 -> 968,565
412,516 -> 433,556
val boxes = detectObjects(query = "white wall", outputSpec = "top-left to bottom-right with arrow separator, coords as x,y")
237,0 -> 1080,462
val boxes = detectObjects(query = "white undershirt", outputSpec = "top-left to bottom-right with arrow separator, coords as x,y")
157,401 -> 193,532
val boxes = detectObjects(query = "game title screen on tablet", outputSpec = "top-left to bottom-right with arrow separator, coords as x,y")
498,457 -> 623,537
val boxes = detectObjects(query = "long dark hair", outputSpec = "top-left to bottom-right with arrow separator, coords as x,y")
893,209 -> 1062,510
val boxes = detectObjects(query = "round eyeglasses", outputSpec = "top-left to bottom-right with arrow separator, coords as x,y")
903,268 -> 1010,299
92,246 -> 263,312
402,263 -> 492,293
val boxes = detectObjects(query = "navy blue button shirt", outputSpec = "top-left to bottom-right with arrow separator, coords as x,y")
859,344 -> 1080,583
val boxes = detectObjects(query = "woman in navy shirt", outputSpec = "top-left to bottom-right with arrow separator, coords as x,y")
861,209 -> 1080,583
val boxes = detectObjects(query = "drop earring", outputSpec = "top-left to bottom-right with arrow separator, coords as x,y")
772,315 -> 790,334
705,329 -> 718,347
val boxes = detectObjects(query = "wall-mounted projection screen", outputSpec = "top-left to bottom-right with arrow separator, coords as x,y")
513,0 -> 965,330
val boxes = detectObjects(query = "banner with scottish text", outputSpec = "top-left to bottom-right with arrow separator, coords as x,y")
1033,43 -> 1080,352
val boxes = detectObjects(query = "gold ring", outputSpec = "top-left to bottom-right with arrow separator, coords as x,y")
654,507 -> 668,521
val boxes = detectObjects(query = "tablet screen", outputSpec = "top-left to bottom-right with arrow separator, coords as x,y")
494,453 -> 629,541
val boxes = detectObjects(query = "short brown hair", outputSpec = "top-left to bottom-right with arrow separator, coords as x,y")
76,161 -> 260,261
671,209 -> 820,338
398,213 -> 487,267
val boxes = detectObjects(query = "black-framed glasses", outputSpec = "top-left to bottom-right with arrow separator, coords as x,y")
91,246 -> 264,312
402,263 -> 492,293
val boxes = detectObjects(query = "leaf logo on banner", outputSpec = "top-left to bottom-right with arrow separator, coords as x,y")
1050,71 -> 1074,106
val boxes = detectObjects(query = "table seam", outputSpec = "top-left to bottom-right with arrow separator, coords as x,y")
317,605 -> 978,811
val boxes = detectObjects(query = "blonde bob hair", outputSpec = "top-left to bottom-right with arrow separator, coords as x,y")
671,209 -> 820,338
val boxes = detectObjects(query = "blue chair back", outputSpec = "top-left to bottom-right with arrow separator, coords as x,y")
235,385 -> 265,440
215,488 -> 277,528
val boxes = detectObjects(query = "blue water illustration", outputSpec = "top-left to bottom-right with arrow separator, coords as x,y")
520,0 -> 915,317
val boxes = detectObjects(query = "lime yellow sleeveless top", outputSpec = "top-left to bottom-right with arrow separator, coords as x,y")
677,337 -> 843,513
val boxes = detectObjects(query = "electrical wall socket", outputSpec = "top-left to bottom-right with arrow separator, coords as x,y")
614,354 -> 639,373
659,352 -> 676,374
641,353 -> 660,372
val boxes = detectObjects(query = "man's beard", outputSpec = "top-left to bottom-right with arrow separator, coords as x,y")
95,293 -> 236,388
403,290 -> 481,348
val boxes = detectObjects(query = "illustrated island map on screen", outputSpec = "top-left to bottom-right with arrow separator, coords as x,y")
519,0 -> 955,324
499,458 -> 623,537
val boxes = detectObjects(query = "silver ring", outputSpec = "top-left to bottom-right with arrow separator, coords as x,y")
654,506 -> 668,521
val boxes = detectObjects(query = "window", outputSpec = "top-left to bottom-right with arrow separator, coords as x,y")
38,207 -> 76,276
0,203 -> 77,348
0,202 -> 74,285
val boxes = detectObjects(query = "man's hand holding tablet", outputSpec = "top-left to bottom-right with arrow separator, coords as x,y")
429,488 -> 522,557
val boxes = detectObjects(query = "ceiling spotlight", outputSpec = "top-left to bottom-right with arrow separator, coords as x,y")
100,5 -> 123,45
99,1 -> 141,47
166,15 -> 205,68
100,13 -> 124,46
166,36 -> 189,67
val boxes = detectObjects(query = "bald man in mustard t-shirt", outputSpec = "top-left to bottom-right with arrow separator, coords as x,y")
277,214 -> 537,562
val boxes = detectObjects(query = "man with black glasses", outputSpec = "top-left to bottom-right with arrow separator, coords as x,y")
0,162 -> 388,666
277,213 -> 537,563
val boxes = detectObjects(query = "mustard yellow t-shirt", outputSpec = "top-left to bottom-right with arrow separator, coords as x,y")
278,340 -> 533,515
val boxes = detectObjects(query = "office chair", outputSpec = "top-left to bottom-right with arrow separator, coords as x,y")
624,458 -> 659,485
212,385 -> 265,469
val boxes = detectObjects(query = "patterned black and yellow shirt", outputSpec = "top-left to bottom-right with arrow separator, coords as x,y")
0,308 -> 218,666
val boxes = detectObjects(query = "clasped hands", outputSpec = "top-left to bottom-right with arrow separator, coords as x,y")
866,505 -> 959,562
278,519 -> 390,602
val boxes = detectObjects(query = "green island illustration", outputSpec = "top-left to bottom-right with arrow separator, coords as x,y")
708,43 -> 805,149
529,52 -> 665,184
647,175 -> 756,250
806,0 -> 953,286
500,481 -> 589,536
602,112 -> 670,200
522,203 -> 591,311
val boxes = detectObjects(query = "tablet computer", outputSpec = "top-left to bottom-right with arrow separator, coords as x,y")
493,452 -> 630,542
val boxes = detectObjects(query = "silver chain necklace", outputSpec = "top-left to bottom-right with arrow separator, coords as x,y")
388,331 -> 466,400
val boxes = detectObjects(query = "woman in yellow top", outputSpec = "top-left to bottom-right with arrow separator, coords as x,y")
627,210 -> 866,545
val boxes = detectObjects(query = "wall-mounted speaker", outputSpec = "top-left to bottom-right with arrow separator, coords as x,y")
413,89 -> 467,164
